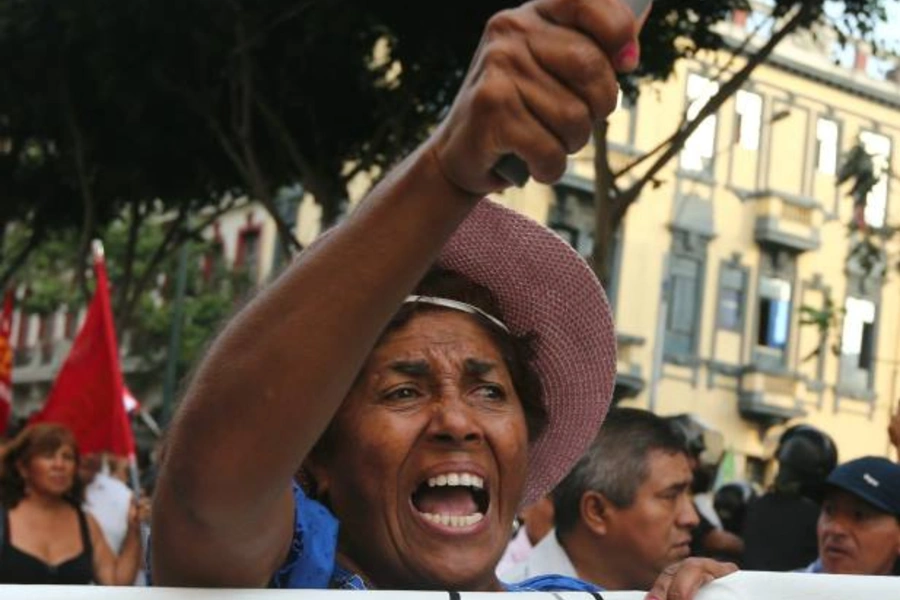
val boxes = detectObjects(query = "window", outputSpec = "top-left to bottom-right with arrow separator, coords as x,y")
718,265 -> 747,332
839,297 -> 877,390
203,239 -> 226,285
14,310 -> 32,366
236,228 -> 261,283
38,314 -> 55,365
550,183 -> 624,306
664,231 -> 708,359
757,277 -> 791,349
681,74 -> 720,174
859,131 -> 892,228
735,91 -> 762,151
549,186 -> 595,259
754,250 -> 796,369
816,118 -> 839,175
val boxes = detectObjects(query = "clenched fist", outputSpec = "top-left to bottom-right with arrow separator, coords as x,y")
426,0 -> 648,196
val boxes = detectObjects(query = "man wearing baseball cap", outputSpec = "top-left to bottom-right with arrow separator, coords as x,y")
804,456 -> 900,575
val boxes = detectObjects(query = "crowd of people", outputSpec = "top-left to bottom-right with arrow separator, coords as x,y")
0,0 -> 898,593
1,407 -> 896,589
497,410 -> 900,590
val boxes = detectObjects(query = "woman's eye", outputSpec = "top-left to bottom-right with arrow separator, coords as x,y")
385,386 -> 421,401
476,385 -> 506,400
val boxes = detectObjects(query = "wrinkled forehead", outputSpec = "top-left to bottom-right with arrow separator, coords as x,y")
373,310 -> 505,361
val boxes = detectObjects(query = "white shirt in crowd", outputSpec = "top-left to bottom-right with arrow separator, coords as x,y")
83,468 -> 146,586
499,528 -> 578,583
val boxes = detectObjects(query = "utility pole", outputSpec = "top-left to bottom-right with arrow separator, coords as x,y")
160,242 -> 189,426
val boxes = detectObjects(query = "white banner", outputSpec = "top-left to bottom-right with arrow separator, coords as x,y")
1,572 -> 898,599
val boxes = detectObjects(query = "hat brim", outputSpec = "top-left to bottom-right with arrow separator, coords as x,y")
826,478 -> 897,516
438,199 -> 617,505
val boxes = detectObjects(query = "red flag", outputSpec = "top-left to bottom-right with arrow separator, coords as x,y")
30,250 -> 135,457
0,291 -> 13,435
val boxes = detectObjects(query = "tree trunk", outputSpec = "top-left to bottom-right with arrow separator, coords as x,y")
114,200 -> 145,328
591,120 -> 617,287
62,78 -> 97,301
593,3 -> 814,253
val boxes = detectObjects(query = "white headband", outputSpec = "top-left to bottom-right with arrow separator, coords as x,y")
403,295 -> 510,333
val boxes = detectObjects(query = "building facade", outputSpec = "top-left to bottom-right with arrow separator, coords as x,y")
511,10 -> 900,479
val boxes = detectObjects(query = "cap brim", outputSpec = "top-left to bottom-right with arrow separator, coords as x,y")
826,478 -> 897,516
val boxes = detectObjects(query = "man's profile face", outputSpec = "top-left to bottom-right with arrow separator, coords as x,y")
818,489 -> 900,575
603,450 -> 699,589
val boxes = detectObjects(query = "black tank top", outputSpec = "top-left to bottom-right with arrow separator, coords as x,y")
0,506 -> 95,584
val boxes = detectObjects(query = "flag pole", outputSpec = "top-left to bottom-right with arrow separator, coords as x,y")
92,240 -> 150,558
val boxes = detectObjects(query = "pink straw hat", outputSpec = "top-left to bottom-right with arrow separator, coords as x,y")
438,198 -> 617,505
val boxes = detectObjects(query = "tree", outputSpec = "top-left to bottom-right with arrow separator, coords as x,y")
0,0 -> 515,276
591,0 -> 890,282
11,214 -> 248,385
0,0 -> 241,298
147,0 -> 517,250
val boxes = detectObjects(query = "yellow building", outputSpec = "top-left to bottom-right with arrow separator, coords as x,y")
498,11 -> 900,480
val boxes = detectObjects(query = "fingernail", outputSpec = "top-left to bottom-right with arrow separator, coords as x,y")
615,41 -> 640,71
644,596 -> 661,600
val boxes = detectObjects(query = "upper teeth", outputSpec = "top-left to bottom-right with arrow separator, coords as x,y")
427,472 -> 484,489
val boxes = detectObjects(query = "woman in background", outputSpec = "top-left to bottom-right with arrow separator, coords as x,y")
0,423 -> 143,585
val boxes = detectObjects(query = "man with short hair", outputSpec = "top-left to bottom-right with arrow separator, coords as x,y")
805,456 -> 900,575
501,408 -> 700,590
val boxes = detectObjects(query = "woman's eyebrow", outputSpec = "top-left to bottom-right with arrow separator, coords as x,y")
388,360 -> 431,376
464,359 -> 497,377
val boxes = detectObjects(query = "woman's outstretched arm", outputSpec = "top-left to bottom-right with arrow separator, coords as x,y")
151,0 -> 639,586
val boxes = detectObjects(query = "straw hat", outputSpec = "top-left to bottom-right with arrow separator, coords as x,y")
438,198 -> 617,505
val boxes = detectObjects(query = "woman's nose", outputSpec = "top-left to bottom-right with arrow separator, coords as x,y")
427,393 -> 484,444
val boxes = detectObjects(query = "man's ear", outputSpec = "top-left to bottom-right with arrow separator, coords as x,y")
580,490 -> 613,536
894,520 -> 900,557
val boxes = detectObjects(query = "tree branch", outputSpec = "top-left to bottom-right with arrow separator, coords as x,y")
153,69 -> 253,185
114,200 -> 147,323
61,78 -> 97,300
619,4 -> 814,213
591,120 -> 617,285
608,8 -> 778,181
232,18 -> 301,256
117,196 -> 251,330
0,220 -> 45,290
117,206 -> 189,330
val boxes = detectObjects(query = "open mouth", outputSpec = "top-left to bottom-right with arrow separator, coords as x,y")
411,472 -> 490,529
823,545 -> 852,558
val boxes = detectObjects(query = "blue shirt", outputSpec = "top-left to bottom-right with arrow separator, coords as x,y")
801,559 -> 824,573
271,484 -> 601,592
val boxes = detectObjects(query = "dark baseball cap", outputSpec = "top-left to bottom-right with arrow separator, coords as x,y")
825,456 -> 900,516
